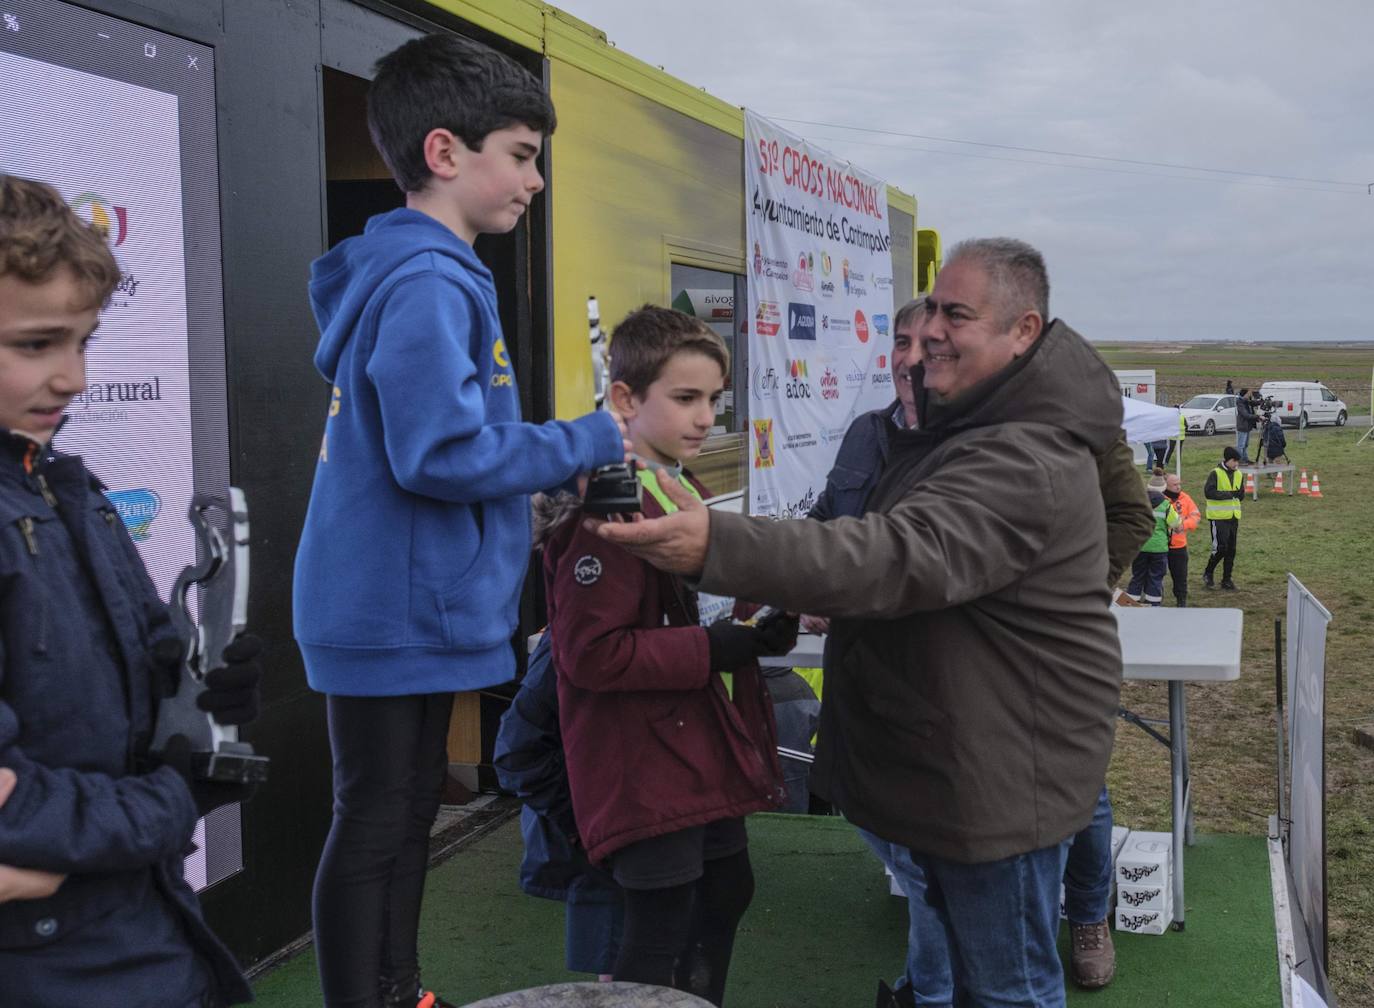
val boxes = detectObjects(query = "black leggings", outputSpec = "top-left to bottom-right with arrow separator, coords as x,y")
1167,546 -> 1189,605
312,692 -> 454,1008
613,849 -> 755,1006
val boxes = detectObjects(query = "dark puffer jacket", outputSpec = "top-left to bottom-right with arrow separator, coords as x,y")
0,432 -> 249,1006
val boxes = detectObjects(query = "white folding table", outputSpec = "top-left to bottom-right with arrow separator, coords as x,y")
780,606 -> 1244,930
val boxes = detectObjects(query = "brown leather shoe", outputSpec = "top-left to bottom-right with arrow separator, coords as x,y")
1070,918 -> 1116,988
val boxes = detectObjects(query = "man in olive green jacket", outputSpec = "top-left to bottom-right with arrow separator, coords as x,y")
598,238 -> 1127,1007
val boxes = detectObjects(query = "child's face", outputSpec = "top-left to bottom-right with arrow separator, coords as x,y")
0,267 -> 97,445
616,350 -> 724,466
446,124 -> 545,242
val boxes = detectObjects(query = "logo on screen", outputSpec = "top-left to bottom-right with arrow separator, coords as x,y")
752,419 -> 775,469
104,488 -> 161,541
72,193 -> 128,246
855,310 -> 870,343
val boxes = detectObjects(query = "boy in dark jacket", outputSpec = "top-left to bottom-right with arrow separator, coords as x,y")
292,34 -> 628,1007
0,175 -> 259,1006
545,306 -> 794,1006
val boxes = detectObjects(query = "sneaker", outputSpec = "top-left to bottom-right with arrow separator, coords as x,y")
1221,580 -> 1237,590
1069,918 -> 1116,989
1201,572 -> 1215,589
382,980 -> 457,1008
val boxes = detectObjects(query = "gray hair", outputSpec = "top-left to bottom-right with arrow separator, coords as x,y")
943,237 -> 1050,328
893,296 -> 925,334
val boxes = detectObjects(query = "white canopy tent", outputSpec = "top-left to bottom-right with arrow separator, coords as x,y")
1122,397 -> 1185,474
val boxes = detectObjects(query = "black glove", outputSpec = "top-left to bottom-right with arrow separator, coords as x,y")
160,733 -> 256,817
196,633 -> 262,726
706,622 -> 763,672
754,610 -> 800,656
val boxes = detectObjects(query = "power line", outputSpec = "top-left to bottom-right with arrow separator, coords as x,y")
766,116 -> 1366,190
795,129 -> 1361,196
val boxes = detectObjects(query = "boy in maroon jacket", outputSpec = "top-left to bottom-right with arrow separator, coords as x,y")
544,305 -> 794,1006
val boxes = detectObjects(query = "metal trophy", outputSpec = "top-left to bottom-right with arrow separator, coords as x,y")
583,295 -> 641,514
151,488 -> 269,784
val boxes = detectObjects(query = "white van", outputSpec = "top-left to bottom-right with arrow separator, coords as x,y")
1258,381 -> 1348,428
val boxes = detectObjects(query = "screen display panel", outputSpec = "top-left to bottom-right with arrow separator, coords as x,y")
1,0 -> 235,888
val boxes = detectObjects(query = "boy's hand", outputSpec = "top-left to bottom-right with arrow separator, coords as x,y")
160,734 -> 257,817
607,408 -> 634,462
0,769 -> 67,903
196,633 -> 263,727
799,614 -> 830,635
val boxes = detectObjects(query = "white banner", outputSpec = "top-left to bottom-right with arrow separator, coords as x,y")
745,111 -> 896,518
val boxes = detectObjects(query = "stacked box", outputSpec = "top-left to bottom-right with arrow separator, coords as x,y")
1113,830 -> 1173,933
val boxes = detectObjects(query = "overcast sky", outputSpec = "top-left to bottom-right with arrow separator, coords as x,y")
557,0 -> 1373,342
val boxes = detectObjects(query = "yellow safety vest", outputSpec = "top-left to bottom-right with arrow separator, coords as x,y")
637,466 -> 701,512
1204,467 -> 1243,521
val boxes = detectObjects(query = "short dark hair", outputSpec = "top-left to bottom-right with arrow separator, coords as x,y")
944,237 -> 1050,328
367,33 -> 556,193
609,305 -> 729,397
0,175 -> 120,309
893,296 -> 925,334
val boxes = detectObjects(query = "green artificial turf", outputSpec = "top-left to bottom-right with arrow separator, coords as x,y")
252,814 -> 1278,1007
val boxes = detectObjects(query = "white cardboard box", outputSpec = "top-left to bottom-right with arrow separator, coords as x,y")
1117,882 -> 1171,913
1115,830 -> 1173,887
1111,825 -> 1130,862
1115,904 -> 1174,935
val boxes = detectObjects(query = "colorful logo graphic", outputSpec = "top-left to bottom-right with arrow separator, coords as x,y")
791,251 -> 814,292
873,313 -> 890,338
841,258 -> 850,294
72,193 -> 128,246
855,310 -> 870,343
753,241 -> 763,276
104,488 -> 160,541
752,418 -> 775,469
787,302 -> 816,340
755,300 -> 781,336
877,354 -> 887,369
752,365 -> 779,399
820,251 -> 832,276
785,358 -> 812,399
491,338 -> 512,386
788,359 -> 809,379
820,367 -> 840,400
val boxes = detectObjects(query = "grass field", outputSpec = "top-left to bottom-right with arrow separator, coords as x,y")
1096,343 -> 1374,1006
1097,342 -> 1373,416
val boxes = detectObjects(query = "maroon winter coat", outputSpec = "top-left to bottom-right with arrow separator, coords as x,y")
545,476 -> 784,864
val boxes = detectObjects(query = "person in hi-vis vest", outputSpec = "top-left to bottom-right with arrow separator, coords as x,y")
1202,445 -> 1244,590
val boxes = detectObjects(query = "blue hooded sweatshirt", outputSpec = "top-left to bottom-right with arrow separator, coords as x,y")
293,209 -> 621,695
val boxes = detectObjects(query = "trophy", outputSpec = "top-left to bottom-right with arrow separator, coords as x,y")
584,295 -> 641,514
151,489 -> 269,784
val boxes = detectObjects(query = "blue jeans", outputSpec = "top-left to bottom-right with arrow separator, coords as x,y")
857,828 -> 953,1006
1236,429 -> 1251,459
1062,787 -> 1113,924
863,830 -> 1071,1007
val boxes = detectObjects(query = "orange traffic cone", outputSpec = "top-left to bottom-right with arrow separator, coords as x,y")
1271,471 -> 1286,493
1298,469 -> 1311,495
1244,471 -> 1256,495
1308,473 -> 1323,498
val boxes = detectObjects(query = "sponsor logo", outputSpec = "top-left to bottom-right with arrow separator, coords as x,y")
818,279 -> 835,298
820,251 -> 832,276
573,555 -> 603,585
779,488 -> 818,519
821,314 -> 851,334
104,488 -> 160,541
820,425 -> 847,444
819,367 -> 840,400
752,365 -> 779,399
877,354 -> 887,369
1119,912 -> 1162,931
841,258 -> 849,293
753,488 -> 779,514
854,310 -> 870,343
1119,864 -> 1162,883
842,261 -> 869,297
792,251 -> 814,292
787,302 -> 816,340
844,360 -> 866,388
783,429 -> 816,451
873,273 -> 893,291
755,300 -> 781,336
870,370 -> 893,388
752,419 -> 775,469
786,358 -> 813,399
491,338 -> 513,386
72,192 -> 128,246
873,313 -> 890,338
752,241 -> 763,275
753,243 -> 790,280
1119,889 -> 1162,908
69,376 -> 164,407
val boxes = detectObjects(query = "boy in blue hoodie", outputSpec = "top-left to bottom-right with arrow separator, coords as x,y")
293,34 -> 628,1008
